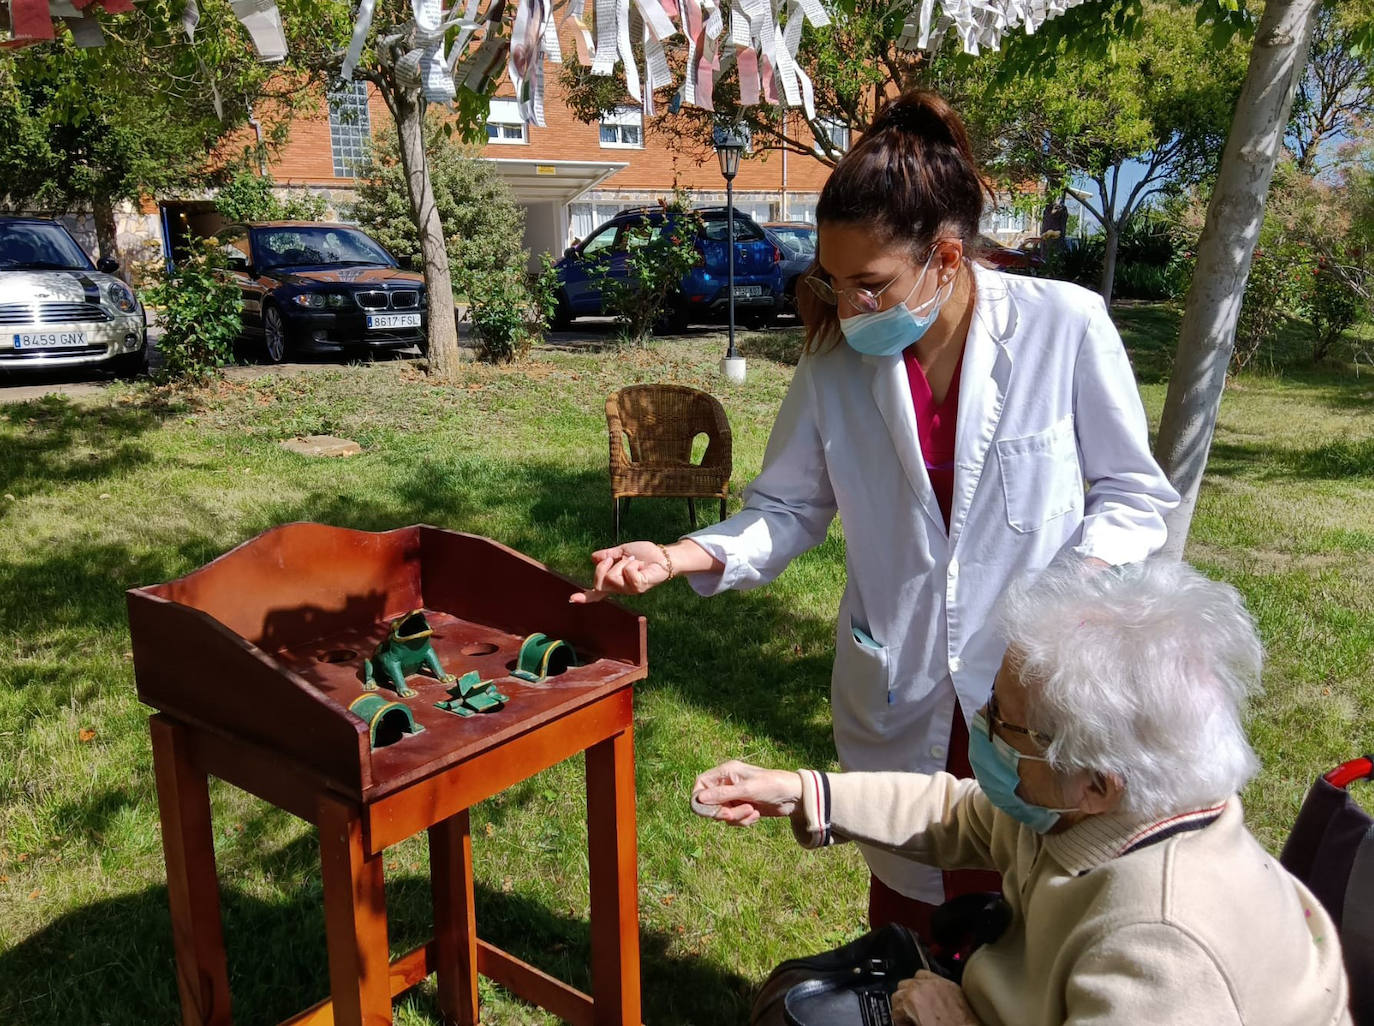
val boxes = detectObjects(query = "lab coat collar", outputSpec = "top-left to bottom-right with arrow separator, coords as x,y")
949,265 -> 1018,546
865,262 -> 1020,539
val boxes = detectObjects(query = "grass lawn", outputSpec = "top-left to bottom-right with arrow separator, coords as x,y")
1,305 -> 1371,1025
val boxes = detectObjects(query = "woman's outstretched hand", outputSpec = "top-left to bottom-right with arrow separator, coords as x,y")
568,542 -> 672,604
691,760 -> 803,826
568,539 -> 723,604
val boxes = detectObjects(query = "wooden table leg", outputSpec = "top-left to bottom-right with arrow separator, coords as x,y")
585,725 -> 641,1026
429,810 -> 479,1026
318,796 -> 393,1026
150,716 -> 233,1026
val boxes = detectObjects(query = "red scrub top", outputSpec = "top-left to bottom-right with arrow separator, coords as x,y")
903,347 -> 964,529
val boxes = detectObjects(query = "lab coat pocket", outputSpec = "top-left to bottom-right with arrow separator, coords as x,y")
995,415 -> 1083,533
834,615 -> 894,733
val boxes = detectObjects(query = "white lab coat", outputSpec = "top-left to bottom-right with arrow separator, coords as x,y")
686,264 -> 1180,899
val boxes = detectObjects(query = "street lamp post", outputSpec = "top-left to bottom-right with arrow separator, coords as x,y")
713,125 -> 748,382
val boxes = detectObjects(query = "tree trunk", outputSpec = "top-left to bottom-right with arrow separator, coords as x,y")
92,194 -> 125,281
1152,0 -> 1322,559
1099,221 -> 1119,306
392,86 -> 463,377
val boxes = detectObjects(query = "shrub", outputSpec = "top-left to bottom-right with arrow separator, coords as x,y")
348,119 -> 527,293
1034,236 -> 1103,289
141,237 -> 241,384
215,167 -> 327,223
598,192 -> 703,345
1304,253 -> 1369,363
1233,229 -> 1314,372
466,260 -> 557,364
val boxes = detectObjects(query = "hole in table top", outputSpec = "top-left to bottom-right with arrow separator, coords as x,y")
460,642 -> 499,657
319,648 -> 358,664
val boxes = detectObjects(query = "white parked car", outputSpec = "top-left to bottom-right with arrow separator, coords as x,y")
0,216 -> 147,377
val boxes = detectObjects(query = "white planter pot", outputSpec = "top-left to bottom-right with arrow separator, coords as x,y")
720,356 -> 747,383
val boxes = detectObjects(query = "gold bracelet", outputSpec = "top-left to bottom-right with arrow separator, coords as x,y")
656,543 -> 676,580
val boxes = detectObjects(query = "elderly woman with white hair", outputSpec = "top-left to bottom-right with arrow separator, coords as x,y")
692,560 -> 1352,1026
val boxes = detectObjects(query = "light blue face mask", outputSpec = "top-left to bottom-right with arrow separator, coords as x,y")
969,711 -> 1078,834
838,256 -> 953,357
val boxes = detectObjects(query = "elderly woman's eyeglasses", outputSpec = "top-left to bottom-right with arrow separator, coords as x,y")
985,688 -> 1055,749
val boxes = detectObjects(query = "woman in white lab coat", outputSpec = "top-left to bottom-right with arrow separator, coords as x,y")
573,89 -> 1179,932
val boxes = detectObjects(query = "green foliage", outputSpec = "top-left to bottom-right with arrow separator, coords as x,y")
597,193 -> 704,345
214,168 -> 328,223
466,261 -> 557,364
0,15 -> 271,223
1233,230 -> 1315,373
347,117 -> 527,294
140,238 -> 242,384
1308,257 -> 1368,362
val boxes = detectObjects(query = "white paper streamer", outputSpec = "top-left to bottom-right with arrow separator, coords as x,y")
326,0 -> 1093,126
229,0 -> 288,62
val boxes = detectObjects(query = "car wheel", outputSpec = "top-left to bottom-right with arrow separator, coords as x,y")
552,292 -> 574,330
263,305 -> 288,364
111,347 -> 146,380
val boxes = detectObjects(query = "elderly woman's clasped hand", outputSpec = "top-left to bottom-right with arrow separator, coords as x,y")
691,760 -> 803,825
891,972 -> 981,1026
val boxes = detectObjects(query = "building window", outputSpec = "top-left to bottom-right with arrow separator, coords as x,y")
599,107 -> 644,149
328,82 -> 371,178
569,201 -> 627,245
980,204 -> 1029,237
813,118 -> 849,156
486,99 -> 528,144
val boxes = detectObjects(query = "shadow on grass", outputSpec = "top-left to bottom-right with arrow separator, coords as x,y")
1196,437 -> 1374,484
0,869 -> 753,1026
0,394 -> 170,505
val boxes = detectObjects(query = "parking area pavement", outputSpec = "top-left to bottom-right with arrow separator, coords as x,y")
0,314 -> 799,404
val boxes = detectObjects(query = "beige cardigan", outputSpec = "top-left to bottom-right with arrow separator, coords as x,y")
793,770 -> 1352,1026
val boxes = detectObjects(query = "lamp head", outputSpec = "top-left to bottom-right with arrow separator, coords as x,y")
713,124 -> 748,181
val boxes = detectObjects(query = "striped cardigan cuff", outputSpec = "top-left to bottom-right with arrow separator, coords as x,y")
793,769 -> 836,848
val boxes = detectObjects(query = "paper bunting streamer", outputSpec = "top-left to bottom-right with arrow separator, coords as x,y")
228,0 -> 287,61
0,0 -> 1091,127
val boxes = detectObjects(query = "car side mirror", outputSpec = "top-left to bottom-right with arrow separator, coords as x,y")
96,256 -> 120,274
564,246 -> 578,259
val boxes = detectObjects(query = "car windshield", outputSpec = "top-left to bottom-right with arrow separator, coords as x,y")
255,226 -> 396,269
700,212 -> 764,242
771,226 -> 816,255
0,222 -> 95,271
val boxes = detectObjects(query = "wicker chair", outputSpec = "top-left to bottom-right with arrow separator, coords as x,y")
606,384 -> 733,541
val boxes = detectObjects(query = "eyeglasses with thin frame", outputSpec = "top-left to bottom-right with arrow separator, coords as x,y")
804,269 -> 906,313
803,241 -> 953,314
984,687 -> 1054,750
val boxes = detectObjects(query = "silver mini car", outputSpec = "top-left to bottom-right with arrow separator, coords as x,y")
0,217 -> 147,377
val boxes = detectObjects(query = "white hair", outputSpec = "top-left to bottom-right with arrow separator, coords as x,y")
997,559 -> 1263,818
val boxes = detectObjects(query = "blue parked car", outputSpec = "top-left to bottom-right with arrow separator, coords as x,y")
553,206 -> 783,331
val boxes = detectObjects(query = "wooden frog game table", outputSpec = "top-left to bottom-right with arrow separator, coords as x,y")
128,523 -> 648,1026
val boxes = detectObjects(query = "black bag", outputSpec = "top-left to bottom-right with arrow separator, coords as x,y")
750,893 -> 1012,1026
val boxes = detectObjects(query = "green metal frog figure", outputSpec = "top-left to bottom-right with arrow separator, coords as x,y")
362,610 -> 455,698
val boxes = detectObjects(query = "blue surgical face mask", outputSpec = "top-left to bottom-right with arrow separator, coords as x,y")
838,255 -> 953,357
969,712 -> 1078,834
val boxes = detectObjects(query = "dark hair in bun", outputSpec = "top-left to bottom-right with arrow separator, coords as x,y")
801,89 -> 992,348
818,89 -> 989,244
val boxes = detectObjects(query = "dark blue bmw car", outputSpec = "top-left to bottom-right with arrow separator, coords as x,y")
553,206 -> 783,331
218,222 -> 428,363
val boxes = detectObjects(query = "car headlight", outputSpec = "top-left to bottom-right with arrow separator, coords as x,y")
105,281 -> 137,314
293,293 -> 351,309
